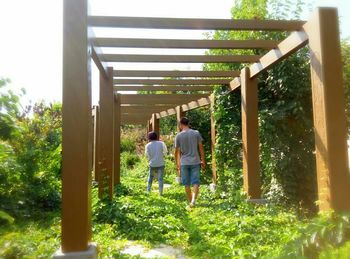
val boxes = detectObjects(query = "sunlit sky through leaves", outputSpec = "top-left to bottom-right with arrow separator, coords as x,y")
0,0 -> 349,106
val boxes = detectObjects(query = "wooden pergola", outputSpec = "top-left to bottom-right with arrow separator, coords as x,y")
57,0 -> 350,257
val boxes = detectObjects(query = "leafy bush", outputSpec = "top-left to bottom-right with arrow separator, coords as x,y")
0,210 -> 14,226
277,211 -> 350,258
121,137 -> 136,153
121,152 -> 141,168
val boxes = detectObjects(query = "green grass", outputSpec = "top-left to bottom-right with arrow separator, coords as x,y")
1,153 -> 350,258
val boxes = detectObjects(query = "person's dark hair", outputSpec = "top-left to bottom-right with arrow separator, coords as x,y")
180,117 -> 189,126
148,131 -> 158,141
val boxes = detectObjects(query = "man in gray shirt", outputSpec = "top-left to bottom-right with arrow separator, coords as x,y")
175,117 -> 206,207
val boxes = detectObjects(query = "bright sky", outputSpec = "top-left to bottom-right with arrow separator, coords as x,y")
0,0 -> 349,106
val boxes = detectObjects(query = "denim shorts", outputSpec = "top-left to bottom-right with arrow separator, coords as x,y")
181,164 -> 200,186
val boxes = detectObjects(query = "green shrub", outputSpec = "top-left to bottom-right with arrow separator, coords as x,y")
121,137 -> 136,153
122,152 -> 141,168
0,210 -> 14,226
276,211 -> 350,258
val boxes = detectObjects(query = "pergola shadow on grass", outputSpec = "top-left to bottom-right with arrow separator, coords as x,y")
56,0 -> 350,257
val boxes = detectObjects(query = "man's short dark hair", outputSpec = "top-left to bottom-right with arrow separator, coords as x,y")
180,117 -> 189,126
148,131 -> 158,141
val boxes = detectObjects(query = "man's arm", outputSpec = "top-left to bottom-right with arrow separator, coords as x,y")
162,142 -> 168,156
175,147 -> 181,176
199,142 -> 206,170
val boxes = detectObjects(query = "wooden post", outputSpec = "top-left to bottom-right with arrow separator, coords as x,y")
114,94 -> 121,185
61,0 -> 91,252
241,67 -> 261,199
176,105 -> 186,131
304,7 -> 350,211
210,95 -> 217,184
93,106 -> 100,182
99,67 -> 114,199
150,113 -> 160,139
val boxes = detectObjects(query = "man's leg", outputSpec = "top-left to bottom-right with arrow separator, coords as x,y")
190,165 -> 201,206
185,186 -> 192,203
181,165 -> 192,203
147,167 -> 153,193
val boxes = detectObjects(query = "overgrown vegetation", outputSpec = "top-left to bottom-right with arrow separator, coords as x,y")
1,0 -> 350,257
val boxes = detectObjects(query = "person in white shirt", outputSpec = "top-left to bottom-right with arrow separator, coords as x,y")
145,131 -> 168,195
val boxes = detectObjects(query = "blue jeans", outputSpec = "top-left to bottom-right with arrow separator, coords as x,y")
147,166 -> 164,195
181,164 -> 200,186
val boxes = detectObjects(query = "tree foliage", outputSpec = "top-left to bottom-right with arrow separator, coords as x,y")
205,0 -> 317,210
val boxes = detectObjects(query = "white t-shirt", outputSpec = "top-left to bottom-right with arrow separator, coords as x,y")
145,140 -> 168,167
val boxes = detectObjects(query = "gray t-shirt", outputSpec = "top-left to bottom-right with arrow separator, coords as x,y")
145,141 -> 167,167
174,129 -> 203,166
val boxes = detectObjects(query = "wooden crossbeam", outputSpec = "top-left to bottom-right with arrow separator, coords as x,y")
93,38 -> 278,49
113,79 -> 230,85
181,97 -> 212,111
156,96 -> 212,119
229,30 -> 309,91
120,94 -> 209,104
114,85 -> 213,91
121,117 -> 148,125
249,31 -> 308,78
102,54 -> 261,63
88,16 -> 305,31
121,105 -> 175,113
113,70 -> 239,78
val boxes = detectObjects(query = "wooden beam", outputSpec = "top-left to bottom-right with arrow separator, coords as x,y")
305,7 -> 350,212
113,79 -> 230,85
229,30 -> 309,90
62,0 -> 91,253
241,67 -> 261,199
113,94 -> 121,185
99,67 -> 114,199
121,117 -> 148,125
113,70 -> 239,78
114,85 -> 213,91
102,54 -> 261,63
91,47 -> 108,80
156,96 -> 212,119
121,105 -> 176,114
120,94 -> 209,105
230,77 -> 241,91
92,106 -> 100,182
156,108 -> 177,119
150,113 -> 160,139
93,38 -> 278,49
210,94 -> 217,185
181,97 -> 211,111
176,106 -> 186,131
88,16 -> 305,31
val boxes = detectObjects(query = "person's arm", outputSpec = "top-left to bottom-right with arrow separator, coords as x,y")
162,142 -> 168,156
145,144 -> 150,160
199,142 -> 206,170
175,147 -> 181,176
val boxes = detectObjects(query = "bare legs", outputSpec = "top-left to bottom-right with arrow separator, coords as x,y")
185,184 -> 199,205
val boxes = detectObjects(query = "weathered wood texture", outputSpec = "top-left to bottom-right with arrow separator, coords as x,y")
114,85 -> 213,91
62,0 -> 91,252
113,94 -> 121,185
99,67 -> 114,199
210,95 -> 217,184
305,7 -> 350,211
113,70 -> 239,78
93,38 -> 278,49
114,79 -> 230,85
103,54 -> 261,63
176,106 -> 186,131
120,94 -> 209,105
150,113 -> 160,139
92,106 -> 100,182
88,16 -> 304,31
241,67 -> 261,199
